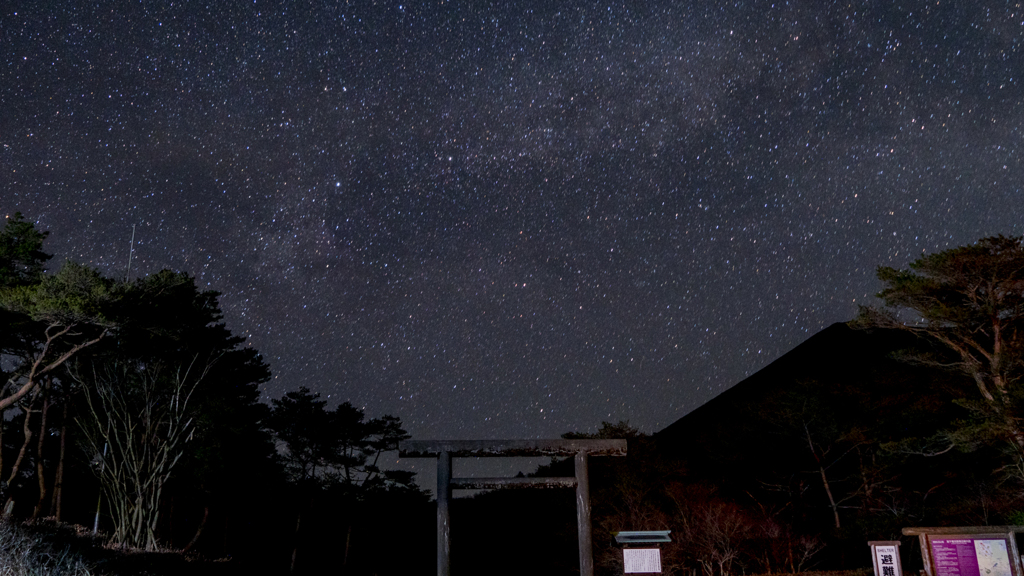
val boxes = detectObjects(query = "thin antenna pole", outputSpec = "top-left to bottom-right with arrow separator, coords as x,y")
125,225 -> 136,282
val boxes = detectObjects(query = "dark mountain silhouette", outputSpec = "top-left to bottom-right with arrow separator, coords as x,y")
655,322 -> 963,485
648,322 -> 1012,568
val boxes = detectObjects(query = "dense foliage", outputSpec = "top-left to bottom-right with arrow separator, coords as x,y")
0,215 -> 427,574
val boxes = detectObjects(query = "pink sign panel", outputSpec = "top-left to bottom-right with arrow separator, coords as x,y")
930,537 -> 1013,576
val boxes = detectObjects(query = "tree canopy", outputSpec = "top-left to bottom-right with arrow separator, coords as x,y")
857,235 -> 1024,453
0,212 -> 50,288
268,387 -> 414,494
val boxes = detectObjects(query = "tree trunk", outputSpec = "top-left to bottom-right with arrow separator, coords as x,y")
32,390 -> 50,519
49,402 -> 67,521
817,464 -> 841,529
290,511 -> 302,575
290,491 -> 315,575
168,496 -> 175,549
804,424 -> 841,529
4,390 -> 39,516
0,411 -> 4,490
182,506 -> 210,553
221,510 -> 230,557
342,523 -> 353,574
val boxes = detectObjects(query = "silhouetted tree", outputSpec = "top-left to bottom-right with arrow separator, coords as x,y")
268,387 -> 416,574
69,270 -> 273,551
0,220 -> 115,514
856,235 -> 1024,472
0,213 -> 50,288
0,261 -> 115,413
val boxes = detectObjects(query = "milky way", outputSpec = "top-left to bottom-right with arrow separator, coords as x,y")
3,1 -> 1023,445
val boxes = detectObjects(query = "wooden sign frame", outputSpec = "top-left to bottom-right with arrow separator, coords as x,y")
903,526 -> 1024,576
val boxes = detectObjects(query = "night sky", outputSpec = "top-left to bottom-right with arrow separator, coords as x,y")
3,2 -> 1023,450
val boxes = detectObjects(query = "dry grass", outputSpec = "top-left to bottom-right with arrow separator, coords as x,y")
0,519 -> 96,576
0,519 -> 243,576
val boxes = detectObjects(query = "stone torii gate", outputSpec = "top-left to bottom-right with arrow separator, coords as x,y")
399,439 -> 628,576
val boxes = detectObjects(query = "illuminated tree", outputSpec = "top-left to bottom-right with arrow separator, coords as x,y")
0,260 -> 115,413
75,357 -> 207,550
856,235 -> 1024,456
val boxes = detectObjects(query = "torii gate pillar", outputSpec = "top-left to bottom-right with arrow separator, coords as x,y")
400,439 -> 628,576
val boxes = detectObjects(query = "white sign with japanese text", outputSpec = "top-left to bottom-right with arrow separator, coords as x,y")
624,548 -> 662,574
874,545 -> 899,576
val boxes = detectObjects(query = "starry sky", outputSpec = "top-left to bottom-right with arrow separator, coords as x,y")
3,1 -> 1023,448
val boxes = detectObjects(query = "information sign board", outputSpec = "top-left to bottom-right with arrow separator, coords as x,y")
930,537 -> 1013,576
904,526 -> 1024,576
624,548 -> 662,574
